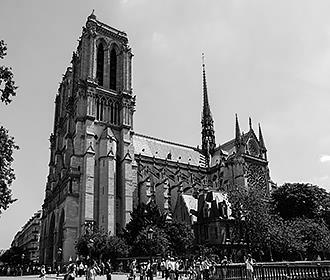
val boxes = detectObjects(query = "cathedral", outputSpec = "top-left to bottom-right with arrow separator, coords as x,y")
39,13 -> 272,265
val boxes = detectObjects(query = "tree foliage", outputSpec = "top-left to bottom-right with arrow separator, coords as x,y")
228,182 -> 330,261
228,185 -> 274,259
270,217 -> 330,260
123,202 -> 194,257
75,229 -> 129,261
0,40 -> 18,215
0,125 -> 18,214
0,246 -> 24,264
269,183 -> 330,260
271,183 -> 330,220
0,40 -> 17,105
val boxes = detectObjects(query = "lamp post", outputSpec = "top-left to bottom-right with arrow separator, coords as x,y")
147,228 -> 154,280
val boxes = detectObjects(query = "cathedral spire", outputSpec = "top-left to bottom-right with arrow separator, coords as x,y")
249,117 -> 252,130
201,53 -> 216,160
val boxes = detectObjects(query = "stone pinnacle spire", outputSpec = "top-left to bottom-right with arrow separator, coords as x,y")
201,53 -> 216,160
235,114 -> 241,143
258,123 -> 266,150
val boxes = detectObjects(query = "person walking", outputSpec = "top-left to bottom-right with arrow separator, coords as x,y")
64,264 -> 76,280
245,254 -> 254,280
86,260 -> 96,280
39,265 -> 46,280
105,260 -> 112,280
221,256 -> 228,280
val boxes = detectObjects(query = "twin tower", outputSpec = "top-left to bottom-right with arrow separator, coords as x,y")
40,13 -> 272,265
40,13 -> 136,264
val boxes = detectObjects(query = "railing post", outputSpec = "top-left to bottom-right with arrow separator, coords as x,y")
317,263 -> 322,279
240,265 -> 244,280
260,264 -> 264,280
286,263 -> 290,280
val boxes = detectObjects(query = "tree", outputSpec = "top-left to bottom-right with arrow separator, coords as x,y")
271,183 -> 330,220
105,235 -> 130,262
0,127 -> 18,214
123,202 -> 195,257
164,220 -> 194,256
0,40 -> 17,104
270,183 -> 330,260
270,217 -> 330,261
75,229 -> 108,259
75,229 -> 129,261
228,186 -> 275,260
131,227 -> 170,257
0,40 -> 18,214
123,202 -> 165,245
0,246 -> 24,265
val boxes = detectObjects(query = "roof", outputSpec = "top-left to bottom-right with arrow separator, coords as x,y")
181,194 -> 197,222
182,194 -> 197,212
205,191 -> 233,218
133,133 -> 206,167
219,130 -> 255,155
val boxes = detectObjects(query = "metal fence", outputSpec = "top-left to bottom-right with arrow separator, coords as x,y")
213,261 -> 330,280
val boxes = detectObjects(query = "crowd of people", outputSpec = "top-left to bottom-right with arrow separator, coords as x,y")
0,254 -> 256,280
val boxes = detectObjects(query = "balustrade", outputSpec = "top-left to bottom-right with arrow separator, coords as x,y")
213,261 -> 330,280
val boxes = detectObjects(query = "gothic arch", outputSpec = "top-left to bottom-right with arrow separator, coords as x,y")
96,41 -> 105,86
109,43 -> 120,91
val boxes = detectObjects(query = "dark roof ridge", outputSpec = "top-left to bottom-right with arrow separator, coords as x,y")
134,132 -> 200,152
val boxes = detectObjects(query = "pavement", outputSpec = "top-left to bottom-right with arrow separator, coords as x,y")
0,273 -> 165,280
0,273 -> 128,280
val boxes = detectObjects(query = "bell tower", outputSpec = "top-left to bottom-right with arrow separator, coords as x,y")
70,11 -> 136,235
40,12 -> 136,265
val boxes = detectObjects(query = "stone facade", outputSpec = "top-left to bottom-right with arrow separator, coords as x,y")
40,13 -> 273,265
11,210 -> 42,264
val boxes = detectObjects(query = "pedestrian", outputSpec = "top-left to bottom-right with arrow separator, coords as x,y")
39,265 -> 46,280
245,254 -> 254,280
105,259 -> 112,280
79,262 -> 85,277
130,259 -> 137,280
65,264 -> 76,280
86,260 -> 96,280
160,258 -> 166,278
221,256 -> 228,280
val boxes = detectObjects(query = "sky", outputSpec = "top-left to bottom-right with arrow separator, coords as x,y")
1,0 -> 330,249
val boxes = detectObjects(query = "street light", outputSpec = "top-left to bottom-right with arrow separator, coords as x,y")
147,228 -> 154,280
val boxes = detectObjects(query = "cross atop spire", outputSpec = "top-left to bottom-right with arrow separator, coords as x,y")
201,53 -> 216,162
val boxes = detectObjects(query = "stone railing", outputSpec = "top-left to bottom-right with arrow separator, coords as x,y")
213,261 -> 330,280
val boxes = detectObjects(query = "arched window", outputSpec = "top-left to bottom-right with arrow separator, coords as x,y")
96,44 -> 104,86
110,48 -> 117,90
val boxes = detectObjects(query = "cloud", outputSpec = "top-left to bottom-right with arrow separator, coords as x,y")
320,155 -> 330,163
